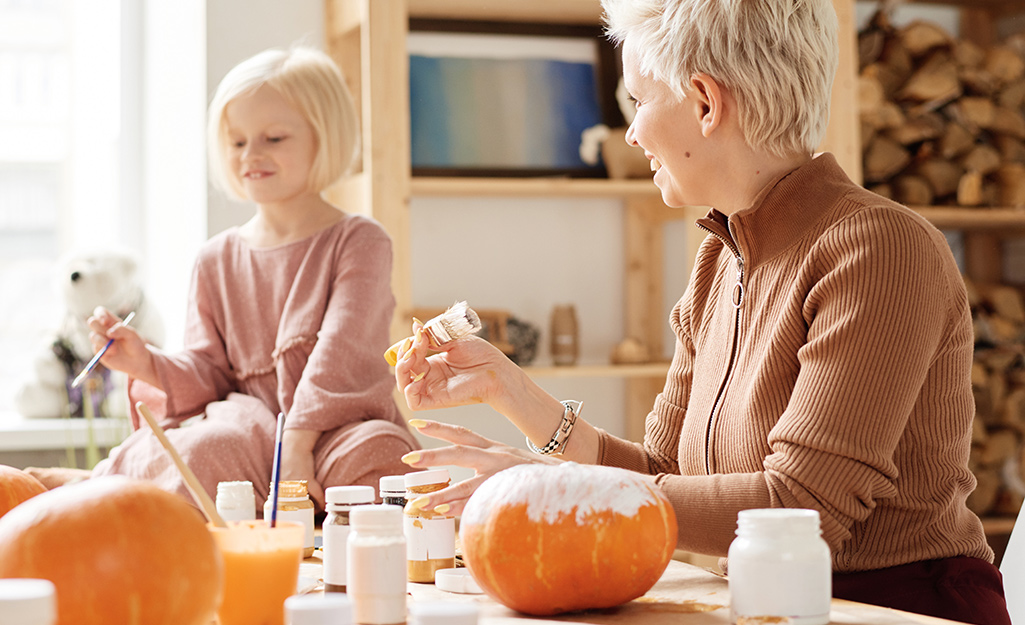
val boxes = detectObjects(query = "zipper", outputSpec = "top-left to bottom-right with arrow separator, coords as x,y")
696,219 -> 745,474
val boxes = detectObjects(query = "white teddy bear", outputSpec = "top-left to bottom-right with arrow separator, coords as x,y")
14,250 -> 164,419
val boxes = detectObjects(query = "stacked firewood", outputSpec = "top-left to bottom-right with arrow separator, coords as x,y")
967,279 -> 1025,516
859,11 -> 1025,207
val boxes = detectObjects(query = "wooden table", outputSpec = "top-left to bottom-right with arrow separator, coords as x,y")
303,554 -> 964,625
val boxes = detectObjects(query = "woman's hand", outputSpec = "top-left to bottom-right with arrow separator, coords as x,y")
280,428 -> 325,508
86,306 -> 159,387
399,419 -> 559,517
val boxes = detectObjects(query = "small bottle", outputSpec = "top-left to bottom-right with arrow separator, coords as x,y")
265,480 -> 316,558
727,508 -> 831,625
348,504 -> 407,625
549,304 -> 579,366
285,593 -> 352,625
409,602 -> 478,625
379,475 -> 407,508
0,578 -> 57,625
323,485 -> 376,594
403,468 -> 455,583
216,480 -> 256,523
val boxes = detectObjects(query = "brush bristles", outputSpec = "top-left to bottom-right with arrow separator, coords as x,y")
427,301 -> 482,344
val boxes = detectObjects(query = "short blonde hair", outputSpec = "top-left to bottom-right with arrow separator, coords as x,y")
602,0 -> 838,158
207,46 -> 360,199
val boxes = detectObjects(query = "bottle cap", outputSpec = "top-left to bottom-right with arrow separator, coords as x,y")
434,567 -> 484,594
284,593 -> 351,625
404,468 -> 450,488
350,504 -> 403,531
216,481 -> 255,504
0,579 -> 57,625
326,485 -> 376,505
409,602 -> 479,625
736,508 -> 821,535
271,480 -> 309,499
379,475 -> 406,494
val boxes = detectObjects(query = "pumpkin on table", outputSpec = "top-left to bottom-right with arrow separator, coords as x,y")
0,464 -> 47,518
0,475 -> 222,625
459,462 -> 678,616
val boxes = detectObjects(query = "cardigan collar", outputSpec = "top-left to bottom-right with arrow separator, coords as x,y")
695,152 -> 854,270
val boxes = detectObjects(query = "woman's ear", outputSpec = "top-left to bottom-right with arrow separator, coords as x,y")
689,73 -> 725,138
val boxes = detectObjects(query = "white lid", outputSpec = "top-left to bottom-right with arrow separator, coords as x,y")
325,485 -> 376,505
0,579 -> 57,625
404,468 -> 449,488
350,504 -> 403,530
379,475 -> 406,493
285,593 -> 351,625
434,568 -> 484,595
736,508 -> 821,536
409,602 -> 479,625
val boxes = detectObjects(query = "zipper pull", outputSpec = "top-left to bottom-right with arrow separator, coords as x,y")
732,257 -> 745,308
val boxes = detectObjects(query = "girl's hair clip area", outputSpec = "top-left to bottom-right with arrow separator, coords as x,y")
384,301 -> 482,366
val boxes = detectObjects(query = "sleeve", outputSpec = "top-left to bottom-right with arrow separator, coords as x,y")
282,220 -> 398,432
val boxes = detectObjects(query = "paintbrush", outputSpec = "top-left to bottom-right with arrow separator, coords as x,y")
136,401 -> 228,528
269,412 -> 285,528
383,301 -> 482,366
71,311 -> 136,388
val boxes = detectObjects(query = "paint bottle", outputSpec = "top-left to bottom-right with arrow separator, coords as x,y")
403,468 -> 455,583
409,603 -> 478,625
323,485 -> 376,594
285,593 -> 352,625
348,504 -> 407,625
216,480 -> 256,523
0,578 -> 57,625
264,480 -> 316,558
379,475 -> 407,508
728,508 -> 831,625
549,304 -> 579,366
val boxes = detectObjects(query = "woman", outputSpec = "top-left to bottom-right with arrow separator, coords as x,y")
393,1 -> 1010,623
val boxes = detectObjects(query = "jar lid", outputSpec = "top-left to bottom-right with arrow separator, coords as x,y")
284,593 -> 351,625
404,468 -> 449,488
0,579 -> 56,625
270,480 -> 309,499
409,602 -> 479,625
379,475 -> 406,493
350,504 -> 403,530
736,508 -> 821,535
434,568 -> 484,595
326,485 -> 376,505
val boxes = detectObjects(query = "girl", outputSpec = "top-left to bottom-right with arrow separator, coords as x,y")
36,46 -> 419,508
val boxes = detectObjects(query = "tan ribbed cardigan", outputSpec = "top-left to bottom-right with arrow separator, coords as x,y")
597,153 -> 993,572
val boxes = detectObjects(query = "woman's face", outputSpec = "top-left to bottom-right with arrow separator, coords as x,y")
224,85 -> 318,207
622,41 -> 708,209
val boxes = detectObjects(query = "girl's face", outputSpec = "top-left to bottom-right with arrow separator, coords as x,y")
224,85 -> 318,206
622,41 -> 708,209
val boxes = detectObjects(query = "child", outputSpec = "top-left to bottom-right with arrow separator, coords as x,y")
33,46 -> 419,508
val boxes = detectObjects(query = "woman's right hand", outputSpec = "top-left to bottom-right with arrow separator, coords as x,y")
86,306 -> 159,385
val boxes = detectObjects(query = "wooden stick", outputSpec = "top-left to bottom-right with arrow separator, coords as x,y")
136,401 -> 228,528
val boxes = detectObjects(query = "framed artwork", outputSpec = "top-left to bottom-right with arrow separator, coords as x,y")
408,20 -> 622,177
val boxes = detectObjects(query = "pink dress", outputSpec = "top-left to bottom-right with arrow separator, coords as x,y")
93,214 -> 419,507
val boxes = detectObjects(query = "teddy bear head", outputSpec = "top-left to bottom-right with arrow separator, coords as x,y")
58,250 -> 143,322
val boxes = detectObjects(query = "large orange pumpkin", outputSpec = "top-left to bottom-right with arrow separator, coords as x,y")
0,464 -> 46,518
0,476 -> 222,625
460,462 -> 678,615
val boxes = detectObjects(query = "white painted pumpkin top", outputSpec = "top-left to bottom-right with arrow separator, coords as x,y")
463,462 -> 665,526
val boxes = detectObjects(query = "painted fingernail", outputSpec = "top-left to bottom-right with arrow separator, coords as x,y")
412,371 -> 426,382
412,317 -> 423,328
409,496 -> 430,510
402,451 -> 421,464
433,503 -> 451,514
408,419 -> 428,429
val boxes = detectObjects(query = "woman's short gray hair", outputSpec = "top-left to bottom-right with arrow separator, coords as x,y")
603,0 -> 838,158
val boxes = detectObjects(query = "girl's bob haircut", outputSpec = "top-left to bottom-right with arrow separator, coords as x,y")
207,46 -> 360,199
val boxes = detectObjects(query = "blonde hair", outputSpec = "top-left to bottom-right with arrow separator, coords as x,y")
207,46 -> 360,199
602,0 -> 838,158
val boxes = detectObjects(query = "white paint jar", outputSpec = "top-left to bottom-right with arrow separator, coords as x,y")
347,504 -> 407,625
0,579 -> 56,625
216,480 -> 256,523
403,468 -> 455,583
323,485 -> 376,594
728,508 -> 831,625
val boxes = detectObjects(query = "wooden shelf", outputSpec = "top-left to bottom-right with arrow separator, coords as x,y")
411,176 -> 658,199
407,0 -> 601,24
906,0 -> 1025,18
912,207 -> 1025,231
523,362 -> 671,379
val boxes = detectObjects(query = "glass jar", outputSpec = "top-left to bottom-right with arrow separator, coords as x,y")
727,508 -> 831,625
216,480 -> 256,523
323,485 -> 376,594
403,468 -> 455,583
264,480 -> 316,558
348,504 -> 407,625
0,578 -> 56,625
379,475 -> 407,508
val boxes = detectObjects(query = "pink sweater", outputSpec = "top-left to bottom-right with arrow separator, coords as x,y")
598,153 -> 992,572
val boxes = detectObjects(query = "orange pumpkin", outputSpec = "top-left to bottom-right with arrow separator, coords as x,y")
0,476 -> 223,625
460,462 -> 678,615
0,464 -> 46,518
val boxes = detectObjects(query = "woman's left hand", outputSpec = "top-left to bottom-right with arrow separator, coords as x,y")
400,419 -> 560,517
281,429 -> 325,508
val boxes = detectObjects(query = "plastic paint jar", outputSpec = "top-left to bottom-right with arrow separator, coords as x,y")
409,602 -> 479,625
348,504 -> 407,625
285,593 -> 352,625
264,480 -> 316,558
379,475 -> 407,508
0,578 -> 56,625
216,480 -> 256,522
403,468 -> 455,583
323,485 -> 376,594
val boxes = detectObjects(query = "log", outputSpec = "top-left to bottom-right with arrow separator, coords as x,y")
990,315 -> 1025,343
867,183 -> 893,200
972,360 -> 990,388
954,38 -> 987,69
985,45 -> 1025,86
864,136 -> 911,183
990,106 -> 1025,139
958,170 -> 985,206
938,121 -> 976,159
977,347 -> 1023,372
996,135 -> 1025,164
898,53 -> 962,103
884,112 -> 945,145
980,284 -> 1025,323
959,67 -> 998,97
1004,388 -> 1025,430
859,29 -> 886,69
947,96 -> 996,131
893,175 -> 935,206
998,78 -> 1025,109
974,416 -> 990,444
900,20 -> 953,57
862,100 -> 906,131
915,159 -> 963,198
968,467 -> 1001,515
981,429 -> 1020,466
960,144 -> 1003,176
858,71 -> 887,115
997,163 -> 1025,208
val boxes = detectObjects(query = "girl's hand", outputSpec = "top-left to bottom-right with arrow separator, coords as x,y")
86,307 -> 159,386
399,419 -> 559,517
394,321 -> 518,413
281,429 -> 325,508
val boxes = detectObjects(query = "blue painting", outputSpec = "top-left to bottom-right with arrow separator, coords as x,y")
409,32 -> 605,175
